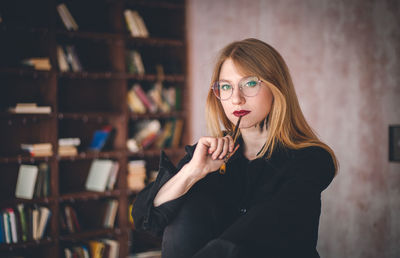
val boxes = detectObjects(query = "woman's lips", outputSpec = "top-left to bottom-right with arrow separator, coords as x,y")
233,110 -> 251,117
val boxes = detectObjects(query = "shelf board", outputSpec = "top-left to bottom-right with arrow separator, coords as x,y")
0,197 -> 55,207
58,150 -> 124,161
0,68 -> 54,78
56,30 -> 122,42
59,189 -> 121,202
130,110 -> 185,120
125,73 -> 185,82
59,71 -> 185,82
59,228 -> 122,242
126,0 -> 184,10
128,147 -> 184,158
57,112 -> 123,121
0,155 -> 53,164
0,25 -> 50,34
56,30 -> 184,47
0,112 -> 55,121
0,237 -> 54,251
58,71 -> 126,80
125,36 -> 184,47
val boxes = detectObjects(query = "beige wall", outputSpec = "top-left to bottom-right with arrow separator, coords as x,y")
186,0 -> 400,257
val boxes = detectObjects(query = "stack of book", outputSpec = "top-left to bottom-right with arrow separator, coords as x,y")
57,45 -> 83,72
21,57 -> 52,71
127,83 -> 180,114
127,160 -> 146,191
9,103 -> 52,114
102,199 -> 119,229
58,137 -> 80,156
127,118 -> 184,152
126,50 -> 145,75
124,10 -> 149,37
0,204 -> 51,243
64,239 -> 119,258
85,159 -> 119,192
57,3 -> 78,31
60,205 -> 80,234
20,143 -> 53,157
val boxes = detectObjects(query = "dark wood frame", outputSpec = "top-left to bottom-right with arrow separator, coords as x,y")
0,0 -> 189,257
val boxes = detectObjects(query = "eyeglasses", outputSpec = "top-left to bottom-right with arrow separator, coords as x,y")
212,76 -> 262,100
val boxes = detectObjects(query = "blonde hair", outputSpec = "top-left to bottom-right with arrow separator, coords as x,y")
206,38 -> 338,173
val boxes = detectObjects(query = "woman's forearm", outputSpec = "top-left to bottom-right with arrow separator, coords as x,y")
153,163 -> 203,207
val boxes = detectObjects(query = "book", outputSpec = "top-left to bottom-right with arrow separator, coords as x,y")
64,205 -> 80,233
101,239 -> 120,258
3,212 -> 11,243
127,88 -> 146,114
88,126 -> 115,151
65,45 -> 83,72
15,164 -> 39,199
9,103 -> 52,114
131,10 -> 149,37
132,84 -> 157,113
58,145 -> 78,156
171,119 -> 184,148
106,162 -> 119,190
17,204 -> 28,242
127,120 -> 161,152
36,206 -> 51,239
124,10 -> 141,37
32,207 -> 39,240
85,159 -> 115,192
127,160 -> 146,191
89,240 -> 106,258
57,3 -> 78,31
21,58 -> 52,71
57,45 -> 69,71
103,199 -> 119,228
59,138 -> 81,147
21,143 -> 53,157
6,208 -> 18,243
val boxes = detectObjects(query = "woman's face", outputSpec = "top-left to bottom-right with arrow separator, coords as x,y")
218,58 -> 274,129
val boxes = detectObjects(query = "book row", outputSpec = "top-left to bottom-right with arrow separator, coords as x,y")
58,3 -> 150,39
60,200 -> 118,234
128,82 -> 181,114
0,204 -> 51,244
128,118 -> 183,152
64,238 -> 120,258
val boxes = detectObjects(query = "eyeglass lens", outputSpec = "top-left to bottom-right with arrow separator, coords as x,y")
213,76 -> 260,100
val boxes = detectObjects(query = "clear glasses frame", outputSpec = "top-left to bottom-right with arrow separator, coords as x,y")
211,76 -> 263,100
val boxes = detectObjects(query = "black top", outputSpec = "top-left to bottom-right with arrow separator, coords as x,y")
132,140 -> 335,258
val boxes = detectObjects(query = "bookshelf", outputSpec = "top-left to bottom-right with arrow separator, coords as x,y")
0,0 -> 188,257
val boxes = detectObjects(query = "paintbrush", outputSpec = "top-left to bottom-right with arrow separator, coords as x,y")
219,116 -> 242,175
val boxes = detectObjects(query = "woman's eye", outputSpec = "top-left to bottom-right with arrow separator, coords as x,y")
221,84 -> 232,91
245,80 -> 258,87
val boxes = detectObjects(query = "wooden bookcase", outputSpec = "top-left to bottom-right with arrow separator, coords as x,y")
0,0 -> 189,257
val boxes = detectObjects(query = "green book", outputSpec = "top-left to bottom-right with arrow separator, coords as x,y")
17,204 -> 28,242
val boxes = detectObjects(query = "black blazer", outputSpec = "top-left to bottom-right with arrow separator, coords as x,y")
132,141 -> 335,258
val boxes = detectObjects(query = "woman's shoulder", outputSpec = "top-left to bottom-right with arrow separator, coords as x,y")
276,145 -> 335,187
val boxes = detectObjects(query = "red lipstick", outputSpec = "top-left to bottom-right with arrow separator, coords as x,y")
233,110 -> 250,117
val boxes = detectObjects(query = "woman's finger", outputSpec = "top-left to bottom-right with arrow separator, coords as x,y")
212,138 -> 224,159
219,137 -> 230,159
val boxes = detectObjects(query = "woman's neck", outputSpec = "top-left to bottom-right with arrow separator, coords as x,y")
240,125 -> 268,160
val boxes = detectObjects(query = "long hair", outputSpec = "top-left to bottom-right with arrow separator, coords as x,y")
206,38 -> 338,173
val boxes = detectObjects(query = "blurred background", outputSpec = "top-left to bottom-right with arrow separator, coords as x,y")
187,0 -> 400,257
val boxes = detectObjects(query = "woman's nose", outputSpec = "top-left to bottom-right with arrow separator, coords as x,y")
231,87 -> 246,105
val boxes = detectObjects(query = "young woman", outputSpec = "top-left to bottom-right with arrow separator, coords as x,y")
132,38 -> 338,258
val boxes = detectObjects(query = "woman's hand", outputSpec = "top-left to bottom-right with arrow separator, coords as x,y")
185,136 -> 240,180
153,135 -> 239,207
